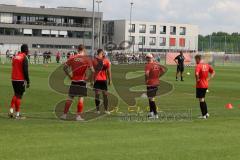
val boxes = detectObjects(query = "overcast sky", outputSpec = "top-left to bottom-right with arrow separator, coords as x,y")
1,0 -> 240,35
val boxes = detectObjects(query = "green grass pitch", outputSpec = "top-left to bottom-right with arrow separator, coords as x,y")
0,63 -> 240,160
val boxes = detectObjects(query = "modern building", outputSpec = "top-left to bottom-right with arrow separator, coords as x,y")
0,4 -> 102,54
102,20 -> 199,53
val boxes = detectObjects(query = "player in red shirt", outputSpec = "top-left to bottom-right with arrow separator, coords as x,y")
92,49 -> 112,114
9,44 -> 30,119
195,55 -> 215,119
145,53 -> 166,119
61,45 -> 94,121
56,51 -> 61,63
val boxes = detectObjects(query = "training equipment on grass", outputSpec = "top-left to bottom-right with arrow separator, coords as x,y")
225,103 -> 233,110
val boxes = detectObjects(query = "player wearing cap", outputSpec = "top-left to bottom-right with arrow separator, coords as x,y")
61,45 -> 94,121
9,44 -> 30,119
174,51 -> 185,81
145,53 -> 166,119
92,49 -> 112,114
195,55 -> 215,119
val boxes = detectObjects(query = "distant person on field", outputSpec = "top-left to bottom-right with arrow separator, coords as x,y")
195,55 -> 215,119
174,51 -> 185,81
56,51 -> 61,63
34,51 -> 38,64
145,53 -> 166,119
67,52 -> 71,59
62,52 -> 66,61
9,44 -> 30,120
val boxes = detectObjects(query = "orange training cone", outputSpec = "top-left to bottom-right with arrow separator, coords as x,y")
225,103 -> 233,110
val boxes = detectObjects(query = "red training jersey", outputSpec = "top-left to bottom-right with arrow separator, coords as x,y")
65,54 -> 92,82
92,57 -> 111,81
56,52 -> 60,58
12,52 -> 26,81
195,63 -> 214,88
145,62 -> 164,86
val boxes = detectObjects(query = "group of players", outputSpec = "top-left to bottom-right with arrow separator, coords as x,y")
8,44 -> 215,121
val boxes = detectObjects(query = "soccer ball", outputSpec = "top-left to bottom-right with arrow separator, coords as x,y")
186,72 -> 191,75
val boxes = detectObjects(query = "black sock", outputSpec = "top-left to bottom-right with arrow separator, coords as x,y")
95,94 -> 100,111
204,101 -> 208,115
176,76 -> 178,80
103,94 -> 108,111
149,99 -> 153,113
150,100 -> 157,115
200,102 -> 205,116
181,76 -> 183,81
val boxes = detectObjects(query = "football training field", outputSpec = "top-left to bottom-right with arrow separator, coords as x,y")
0,63 -> 240,160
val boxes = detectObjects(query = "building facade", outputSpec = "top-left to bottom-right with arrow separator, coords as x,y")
0,4 -> 102,54
102,20 -> 199,53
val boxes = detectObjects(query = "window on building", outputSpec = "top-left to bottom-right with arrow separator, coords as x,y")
5,28 -> 14,35
170,26 -> 176,35
59,31 -> 67,38
180,27 -> 186,35
84,31 -> 92,39
149,37 -> 156,45
105,23 -> 108,33
33,29 -> 41,37
102,36 -> 105,43
139,24 -> 146,33
139,36 -> 145,45
129,36 -> 135,44
179,38 -> 185,47
160,25 -> 166,34
76,31 -> 84,38
0,13 -> 13,24
23,29 -> 32,36
105,36 -> 108,43
0,27 -> 4,35
169,38 -> 176,46
42,30 -> 50,37
159,37 -> 166,46
129,24 -> 135,33
102,24 -> 105,33
150,25 -> 156,34
51,30 -> 58,37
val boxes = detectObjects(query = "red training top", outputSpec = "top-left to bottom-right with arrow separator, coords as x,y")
195,63 -> 214,88
145,62 -> 164,86
92,57 -> 111,81
65,54 -> 92,82
12,52 -> 28,82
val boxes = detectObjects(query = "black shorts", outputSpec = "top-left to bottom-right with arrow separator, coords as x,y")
94,80 -> 108,91
147,86 -> 158,98
196,88 -> 207,98
177,65 -> 184,72
12,81 -> 25,96
68,81 -> 87,97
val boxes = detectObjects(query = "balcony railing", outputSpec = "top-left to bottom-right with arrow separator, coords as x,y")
160,43 -> 166,46
150,30 -> 156,34
149,42 -> 156,46
139,29 -> 146,33
180,32 -> 186,35
5,20 -> 92,28
128,29 -> 135,33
